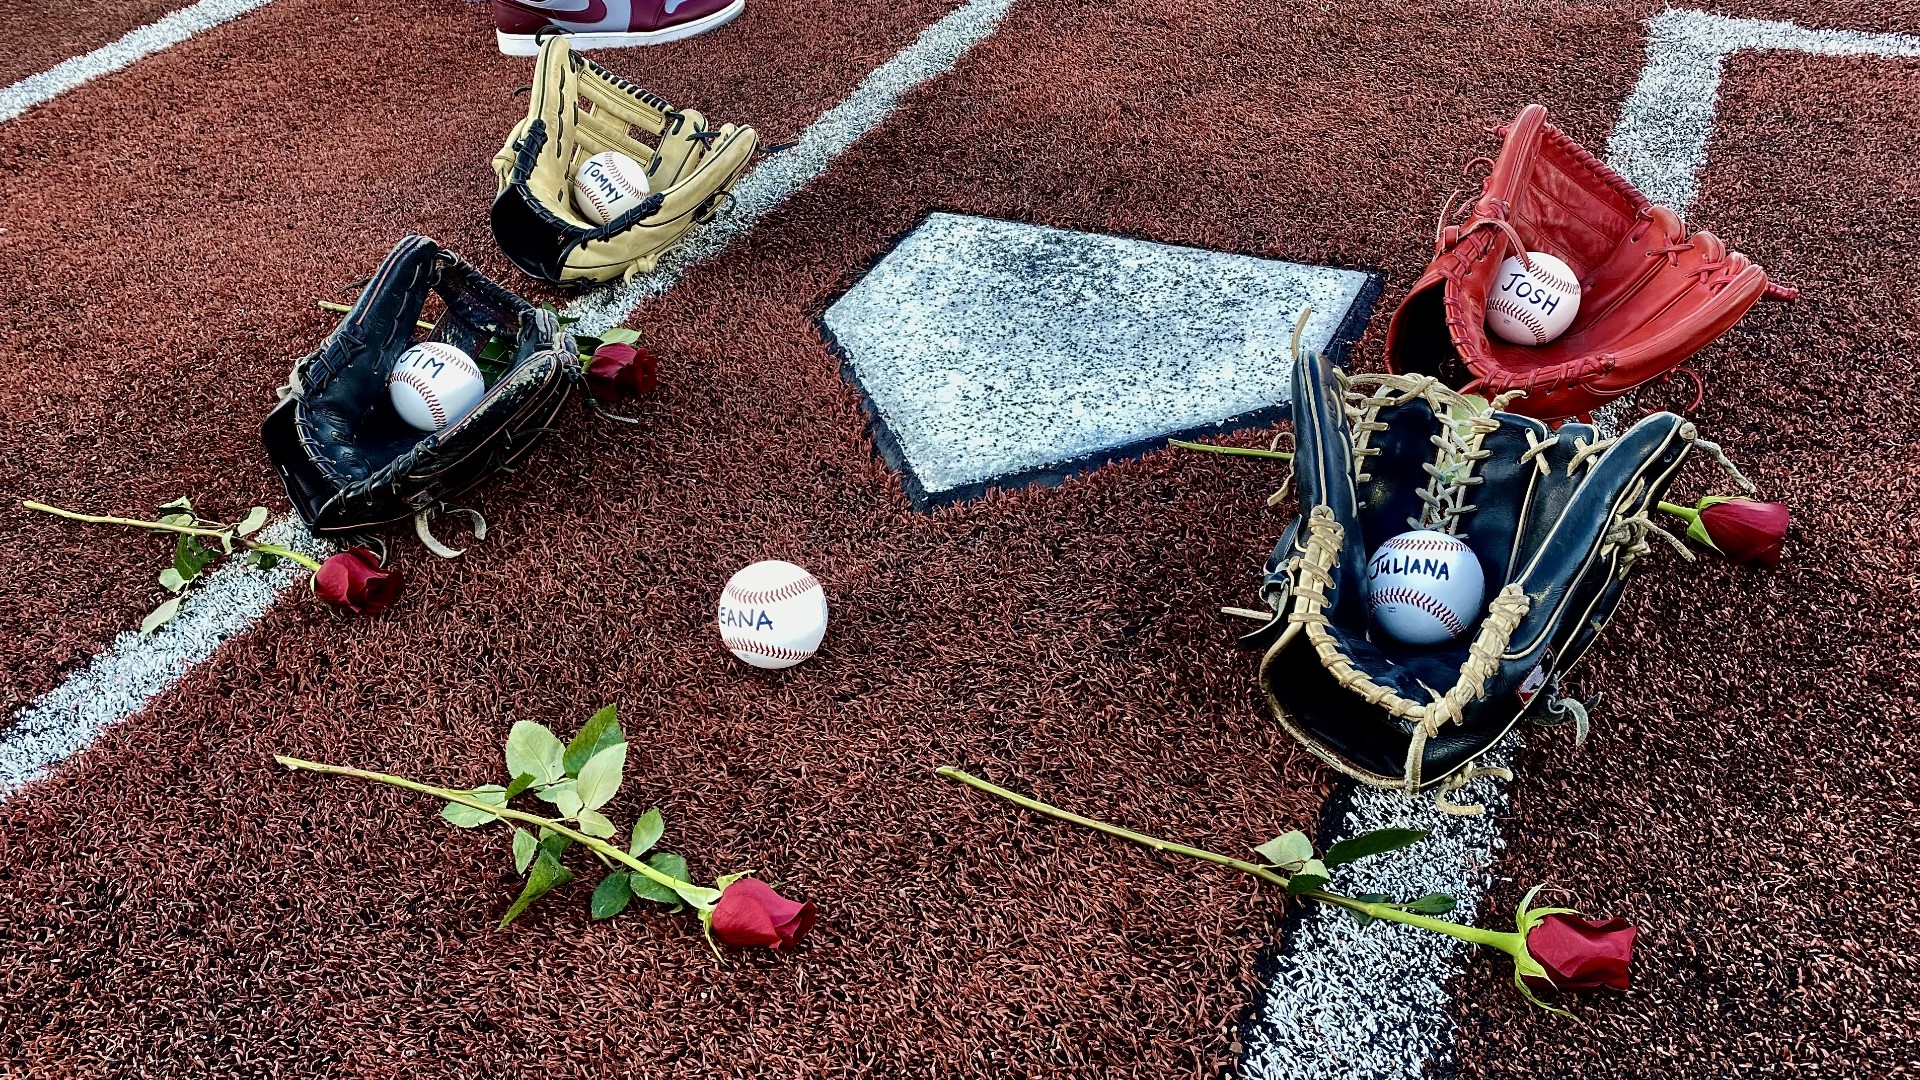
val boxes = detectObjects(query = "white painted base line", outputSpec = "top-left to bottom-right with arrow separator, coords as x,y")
1242,767 -> 1508,1080
0,518 -> 328,799
1245,11 -> 1920,1079
566,0 -> 1013,335
0,0 -> 1012,800
1607,10 -> 1920,211
0,0 -> 277,125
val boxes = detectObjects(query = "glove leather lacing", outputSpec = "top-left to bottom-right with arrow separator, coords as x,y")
1260,505 -> 1533,817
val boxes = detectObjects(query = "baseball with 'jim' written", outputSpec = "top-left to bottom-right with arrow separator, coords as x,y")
717,560 -> 828,669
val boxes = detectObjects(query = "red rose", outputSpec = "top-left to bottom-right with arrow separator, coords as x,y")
1524,913 -> 1636,991
709,877 -> 815,950
312,548 -> 404,616
1693,498 -> 1788,568
584,343 -> 660,401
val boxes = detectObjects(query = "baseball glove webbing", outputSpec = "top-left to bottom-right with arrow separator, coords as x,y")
1384,103 -> 1796,422
490,36 -> 757,287
1246,333 -> 1759,814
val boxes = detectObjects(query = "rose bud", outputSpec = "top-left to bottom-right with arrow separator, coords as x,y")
1690,497 -> 1789,568
583,342 -> 660,401
1523,913 -> 1636,991
312,548 -> 404,616
709,877 -> 815,951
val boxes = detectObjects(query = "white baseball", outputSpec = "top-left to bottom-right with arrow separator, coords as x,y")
571,150 -> 652,226
1365,530 -> 1486,647
387,342 -> 486,433
1486,250 -> 1580,345
717,560 -> 828,670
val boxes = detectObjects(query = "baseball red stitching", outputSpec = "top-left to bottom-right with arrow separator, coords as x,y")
1369,586 -> 1468,637
390,371 -> 447,426
417,343 -> 482,383
1489,298 -> 1551,342
723,638 -> 815,662
578,160 -> 645,223
726,575 -> 821,607
1377,536 -> 1470,554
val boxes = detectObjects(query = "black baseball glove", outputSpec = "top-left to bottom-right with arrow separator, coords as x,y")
1241,336 -> 1757,813
262,235 -> 579,542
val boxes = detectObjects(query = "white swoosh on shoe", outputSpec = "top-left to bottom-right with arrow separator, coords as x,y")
515,0 -> 606,13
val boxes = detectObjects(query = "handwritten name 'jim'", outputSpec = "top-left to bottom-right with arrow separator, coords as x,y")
1365,530 -> 1486,647
716,560 -> 828,670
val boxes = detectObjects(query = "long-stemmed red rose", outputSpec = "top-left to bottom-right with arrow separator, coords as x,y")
939,767 -> 1634,1012
279,706 -> 814,953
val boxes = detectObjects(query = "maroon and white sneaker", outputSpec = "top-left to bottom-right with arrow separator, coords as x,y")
493,0 -> 746,56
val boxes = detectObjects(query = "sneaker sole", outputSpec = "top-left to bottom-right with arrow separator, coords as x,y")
497,0 -> 746,55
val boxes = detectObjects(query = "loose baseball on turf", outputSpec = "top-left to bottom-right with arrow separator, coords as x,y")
717,560 -> 828,670
572,150 -> 652,226
388,342 -> 486,433
1486,250 -> 1580,345
1365,529 -> 1485,647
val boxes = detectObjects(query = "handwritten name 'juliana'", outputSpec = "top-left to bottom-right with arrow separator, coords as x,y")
718,605 -> 776,631
1369,556 -> 1451,581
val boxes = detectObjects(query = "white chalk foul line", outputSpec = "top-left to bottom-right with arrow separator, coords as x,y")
1246,12 -> 1920,1079
0,0 -> 277,125
0,0 -> 1013,800
0,518 -> 328,799
1607,10 -> 1920,212
566,0 -> 1013,333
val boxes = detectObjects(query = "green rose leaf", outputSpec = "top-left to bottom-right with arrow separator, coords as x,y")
499,850 -> 574,927
511,828 -> 538,875
173,535 -> 217,580
628,877 -> 680,907
590,873 -> 634,920
575,742 -> 627,811
441,801 -> 497,828
599,327 -> 641,346
504,772 -> 538,799
158,568 -> 188,593
504,721 -> 567,786
535,780 -> 584,819
576,808 -> 617,839
1402,892 -> 1458,915
1342,892 -> 1392,927
1322,828 -> 1429,869
537,830 -> 572,861
563,706 -> 624,777
1253,830 -> 1315,869
247,550 -> 281,571
140,596 -> 184,637
629,851 -> 720,909
1285,858 -> 1330,896
629,808 -> 665,857
158,496 -> 195,514
236,506 -> 270,536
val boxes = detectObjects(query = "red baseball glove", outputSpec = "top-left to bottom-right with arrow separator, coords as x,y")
1384,104 -> 1796,422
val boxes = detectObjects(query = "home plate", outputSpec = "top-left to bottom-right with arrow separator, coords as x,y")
823,213 -> 1380,506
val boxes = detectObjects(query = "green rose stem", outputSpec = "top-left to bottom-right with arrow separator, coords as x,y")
316,299 -> 433,331
1167,438 -> 1293,461
935,767 -> 1522,953
274,755 -> 715,907
21,500 -> 323,572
